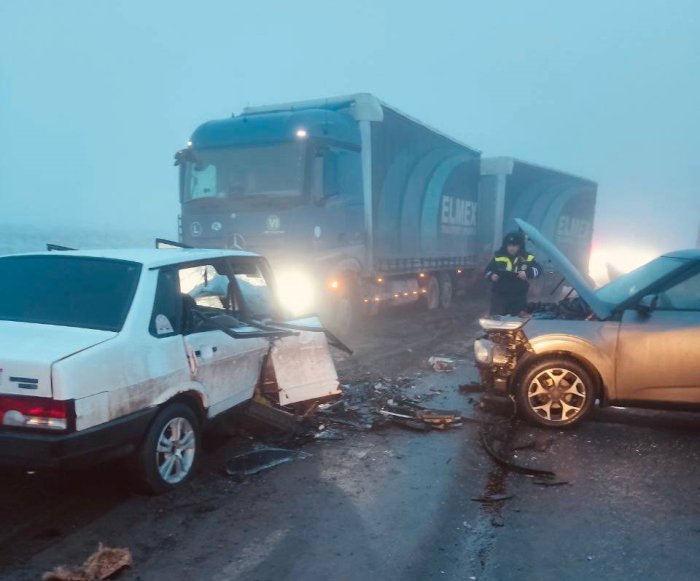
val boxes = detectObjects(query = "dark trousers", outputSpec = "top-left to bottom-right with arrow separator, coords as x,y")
489,292 -> 527,316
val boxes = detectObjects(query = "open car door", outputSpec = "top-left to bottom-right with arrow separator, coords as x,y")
226,258 -> 345,406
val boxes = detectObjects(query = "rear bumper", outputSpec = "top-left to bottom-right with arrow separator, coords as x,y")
0,408 -> 158,468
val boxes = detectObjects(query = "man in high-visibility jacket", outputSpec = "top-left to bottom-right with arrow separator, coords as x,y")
484,231 -> 541,316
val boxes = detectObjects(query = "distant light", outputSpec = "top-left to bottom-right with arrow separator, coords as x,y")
187,140 -> 192,147
419,272 -> 426,278
296,128 -> 308,139
329,279 -> 340,290
376,277 -> 384,284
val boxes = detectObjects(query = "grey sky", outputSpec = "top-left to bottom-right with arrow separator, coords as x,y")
1,0 -> 698,252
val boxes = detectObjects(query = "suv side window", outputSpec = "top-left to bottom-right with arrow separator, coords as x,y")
656,269 -> 700,311
150,268 -> 182,337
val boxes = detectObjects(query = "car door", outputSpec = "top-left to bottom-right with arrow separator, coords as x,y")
615,267 -> 700,404
227,256 -> 341,405
178,260 -> 269,417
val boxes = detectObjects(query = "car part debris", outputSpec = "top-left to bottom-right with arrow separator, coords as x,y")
380,399 -> 462,431
42,544 -> 132,581
313,427 -> 345,440
224,447 -> 310,481
533,479 -> 569,487
471,493 -> 514,503
428,356 -> 455,372
243,400 -> 308,434
480,428 -> 555,479
459,382 -> 484,394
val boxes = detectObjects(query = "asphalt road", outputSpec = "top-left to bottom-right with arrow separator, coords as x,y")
1,297 -> 698,580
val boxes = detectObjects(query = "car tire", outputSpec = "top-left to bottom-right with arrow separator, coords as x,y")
516,358 -> 596,428
132,402 -> 201,494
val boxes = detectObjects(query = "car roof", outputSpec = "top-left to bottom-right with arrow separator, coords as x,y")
661,249 -> 700,260
0,248 -> 261,269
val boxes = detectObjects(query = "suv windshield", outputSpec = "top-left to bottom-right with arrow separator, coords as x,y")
184,142 -> 306,202
0,256 -> 141,331
595,256 -> 687,305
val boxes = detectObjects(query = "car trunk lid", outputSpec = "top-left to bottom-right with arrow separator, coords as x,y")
0,321 -> 117,398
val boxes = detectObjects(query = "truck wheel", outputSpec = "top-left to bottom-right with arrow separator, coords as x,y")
516,358 -> 596,428
132,403 -> 201,494
425,275 -> 440,310
438,273 -> 453,309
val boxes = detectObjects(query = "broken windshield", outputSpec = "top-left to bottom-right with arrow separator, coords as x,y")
184,142 -> 306,202
594,255 -> 687,306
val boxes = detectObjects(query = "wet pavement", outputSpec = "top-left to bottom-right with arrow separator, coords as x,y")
1,297 -> 698,580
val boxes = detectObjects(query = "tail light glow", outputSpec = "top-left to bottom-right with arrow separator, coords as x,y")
0,395 -> 74,432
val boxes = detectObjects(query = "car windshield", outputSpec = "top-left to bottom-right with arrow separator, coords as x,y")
0,256 -> 141,331
595,256 -> 687,305
184,142 -> 306,202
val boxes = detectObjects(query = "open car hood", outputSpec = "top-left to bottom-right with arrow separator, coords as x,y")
516,218 -> 612,320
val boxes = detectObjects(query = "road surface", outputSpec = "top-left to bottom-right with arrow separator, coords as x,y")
1,297 -> 698,580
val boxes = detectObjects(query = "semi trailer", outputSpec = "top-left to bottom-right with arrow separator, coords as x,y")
175,94 -> 597,330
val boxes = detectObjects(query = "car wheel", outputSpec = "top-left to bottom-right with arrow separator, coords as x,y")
516,358 -> 596,428
132,403 -> 201,494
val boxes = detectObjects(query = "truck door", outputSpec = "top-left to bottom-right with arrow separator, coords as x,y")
178,261 -> 268,416
615,268 -> 700,404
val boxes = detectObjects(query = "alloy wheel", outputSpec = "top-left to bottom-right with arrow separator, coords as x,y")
526,367 -> 588,423
156,416 -> 196,484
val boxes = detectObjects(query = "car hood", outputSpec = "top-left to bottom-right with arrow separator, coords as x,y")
516,218 -> 612,320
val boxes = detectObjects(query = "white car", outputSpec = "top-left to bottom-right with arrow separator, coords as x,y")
0,246 -> 341,493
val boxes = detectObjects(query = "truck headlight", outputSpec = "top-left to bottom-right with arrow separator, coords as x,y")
275,269 -> 316,316
474,339 -> 494,365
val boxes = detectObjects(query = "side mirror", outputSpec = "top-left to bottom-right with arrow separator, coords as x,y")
637,294 -> 658,315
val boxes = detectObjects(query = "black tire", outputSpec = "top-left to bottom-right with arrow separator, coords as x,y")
425,275 -> 440,310
438,272 -> 453,309
131,402 -> 201,495
516,358 -> 596,428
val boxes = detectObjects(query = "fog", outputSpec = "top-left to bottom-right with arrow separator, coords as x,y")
1,0 -> 698,256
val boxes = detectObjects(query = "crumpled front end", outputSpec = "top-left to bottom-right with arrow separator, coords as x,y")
474,317 -> 532,395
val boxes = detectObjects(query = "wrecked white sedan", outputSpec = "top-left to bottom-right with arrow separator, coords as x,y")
0,247 -> 341,493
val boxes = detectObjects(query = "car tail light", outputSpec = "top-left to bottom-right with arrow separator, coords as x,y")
0,395 -> 75,432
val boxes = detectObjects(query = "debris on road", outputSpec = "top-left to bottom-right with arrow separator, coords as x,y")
459,381 -> 483,394
428,356 -> 455,372
224,447 -> 311,481
532,479 -> 570,487
42,544 -> 132,581
480,426 -> 556,479
471,493 -> 514,503
380,399 -> 462,431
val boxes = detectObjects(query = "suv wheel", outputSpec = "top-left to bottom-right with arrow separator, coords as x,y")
132,402 -> 201,494
516,358 -> 595,428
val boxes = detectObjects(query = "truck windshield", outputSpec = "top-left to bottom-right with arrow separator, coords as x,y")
184,142 -> 306,202
0,256 -> 141,331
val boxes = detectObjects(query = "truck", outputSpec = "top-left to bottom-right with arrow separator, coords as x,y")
176,94 -> 597,330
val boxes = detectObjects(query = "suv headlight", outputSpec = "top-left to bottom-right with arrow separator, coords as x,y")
479,317 -> 527,332
474,339 -> 493,364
